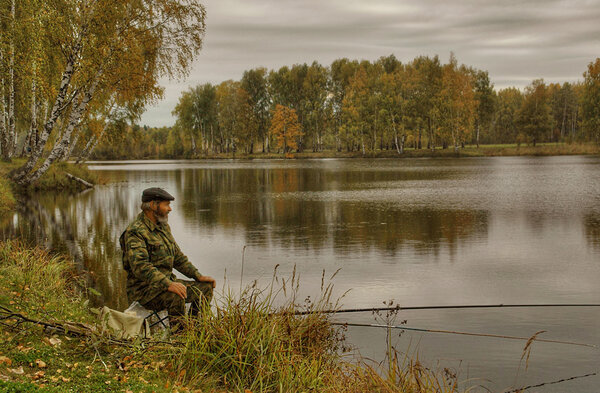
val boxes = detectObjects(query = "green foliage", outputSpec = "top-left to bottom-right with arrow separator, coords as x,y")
582,58 -> 600,142
88,55 -> 600,159
517,79 -> 555,146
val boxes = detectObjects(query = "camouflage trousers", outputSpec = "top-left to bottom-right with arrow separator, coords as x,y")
141,279 -> 213,318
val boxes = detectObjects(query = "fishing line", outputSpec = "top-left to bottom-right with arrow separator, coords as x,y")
292,303 -> 600,316
331,322 -> 597,348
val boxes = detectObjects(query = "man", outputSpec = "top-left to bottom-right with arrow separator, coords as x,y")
119,187 -> 216,325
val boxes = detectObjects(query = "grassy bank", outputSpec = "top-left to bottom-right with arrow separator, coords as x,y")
0,160 -> 98,193
0,160 -> 98,218
0,240 -> 459,392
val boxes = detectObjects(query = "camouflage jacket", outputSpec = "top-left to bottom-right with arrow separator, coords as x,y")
119,212 -> 201,305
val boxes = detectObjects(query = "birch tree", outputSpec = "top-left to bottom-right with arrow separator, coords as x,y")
8,0 -> 206,186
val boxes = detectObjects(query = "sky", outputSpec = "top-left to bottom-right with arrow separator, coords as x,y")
140,0 -> 600,127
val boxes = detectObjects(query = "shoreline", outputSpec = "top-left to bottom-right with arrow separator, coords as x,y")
89,143 -> 600,161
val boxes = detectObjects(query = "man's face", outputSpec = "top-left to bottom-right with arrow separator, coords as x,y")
153,200 -> 171,224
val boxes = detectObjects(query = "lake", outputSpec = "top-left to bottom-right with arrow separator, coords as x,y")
3,155 -> 599,392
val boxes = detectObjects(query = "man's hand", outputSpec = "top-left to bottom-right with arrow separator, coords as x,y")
168,282 -> 187,299
196,275 -> 216,288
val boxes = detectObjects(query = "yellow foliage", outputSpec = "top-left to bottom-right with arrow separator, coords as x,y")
269,104 -> 303,155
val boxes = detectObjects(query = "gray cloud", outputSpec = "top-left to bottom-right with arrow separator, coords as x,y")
141,0 -> 600,127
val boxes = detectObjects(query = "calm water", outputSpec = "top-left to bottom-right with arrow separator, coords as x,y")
3,156 -> 600,392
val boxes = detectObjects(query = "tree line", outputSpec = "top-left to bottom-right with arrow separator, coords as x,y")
91,54 -> 600,159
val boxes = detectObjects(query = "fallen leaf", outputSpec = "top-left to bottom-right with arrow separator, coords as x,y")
35,359 -> 47,368
59,376 -> 70,382
0,356 -> 11,366
16,345 -> 32,353
32,371 -> 45,380
245,390 -> 253,393
48,338 -> 62,346
9,366 -> 24,375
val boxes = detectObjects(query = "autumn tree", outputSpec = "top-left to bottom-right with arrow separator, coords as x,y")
582,58 -> 600,143
6,0 -> 206,186
303,61 -> 328,152
173,84 -> 217,156
269,104 -> 303,156
492,88 -> 524,143
330,58 -> 359,151
241,68 -> 270,153
439,54 -> 477,151
472,70 -> 496,146
408,55 -> 442,149
517,79 -> 554,146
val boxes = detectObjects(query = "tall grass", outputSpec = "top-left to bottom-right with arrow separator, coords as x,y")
0,240 -> 92,324
0,241 -> 462,392
165,269 -> 461,393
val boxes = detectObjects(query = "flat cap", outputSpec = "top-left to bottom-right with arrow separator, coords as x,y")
141,187 -> 175,202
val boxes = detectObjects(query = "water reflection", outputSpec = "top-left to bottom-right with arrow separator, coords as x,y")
2,156 -> 600,392
1,160 -> 493,311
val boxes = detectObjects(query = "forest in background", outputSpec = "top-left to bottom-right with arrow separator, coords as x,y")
1,2 -> 599,168
91,54 -> 600,159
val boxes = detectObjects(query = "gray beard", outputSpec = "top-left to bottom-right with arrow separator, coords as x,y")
156,214 -> 168,224
154,208 -> 169,224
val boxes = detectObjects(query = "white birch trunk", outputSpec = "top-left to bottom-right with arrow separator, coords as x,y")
76,122 -> 106,164
12,52 -> 81,182
0,49 -> 6,159
7,0 -> 16,158
62,131 -> 80,161
391,114 -> 402,155
22,70 -> 100,184
22,72 -> 38,156
12,19 -> 88,182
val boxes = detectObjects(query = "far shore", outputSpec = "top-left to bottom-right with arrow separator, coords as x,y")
89,142 -> 600,161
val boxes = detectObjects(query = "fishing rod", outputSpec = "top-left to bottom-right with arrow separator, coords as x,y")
331,322 -> 597,348
292,303 -> 600,316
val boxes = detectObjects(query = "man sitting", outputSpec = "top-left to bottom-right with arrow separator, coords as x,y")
120,187 -> 215,328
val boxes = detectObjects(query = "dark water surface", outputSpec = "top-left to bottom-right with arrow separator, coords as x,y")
3,156 -> 600,392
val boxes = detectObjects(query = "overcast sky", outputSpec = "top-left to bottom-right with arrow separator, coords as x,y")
140,0 -> 600,127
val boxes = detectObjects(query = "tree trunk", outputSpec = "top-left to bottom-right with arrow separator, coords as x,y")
62,131 -> 80,161
0,49 -> 7,160
561,102 -> 567,139
400,134 -> 405,154
76,124 -> 106,164
191,133 -> 197,156
20,70 -> 100,185
361,131 -> 365,156
11,33 -> 84,182
476,123 -> 480,148
22,73 -> 38,157
6,0 -> 16,160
